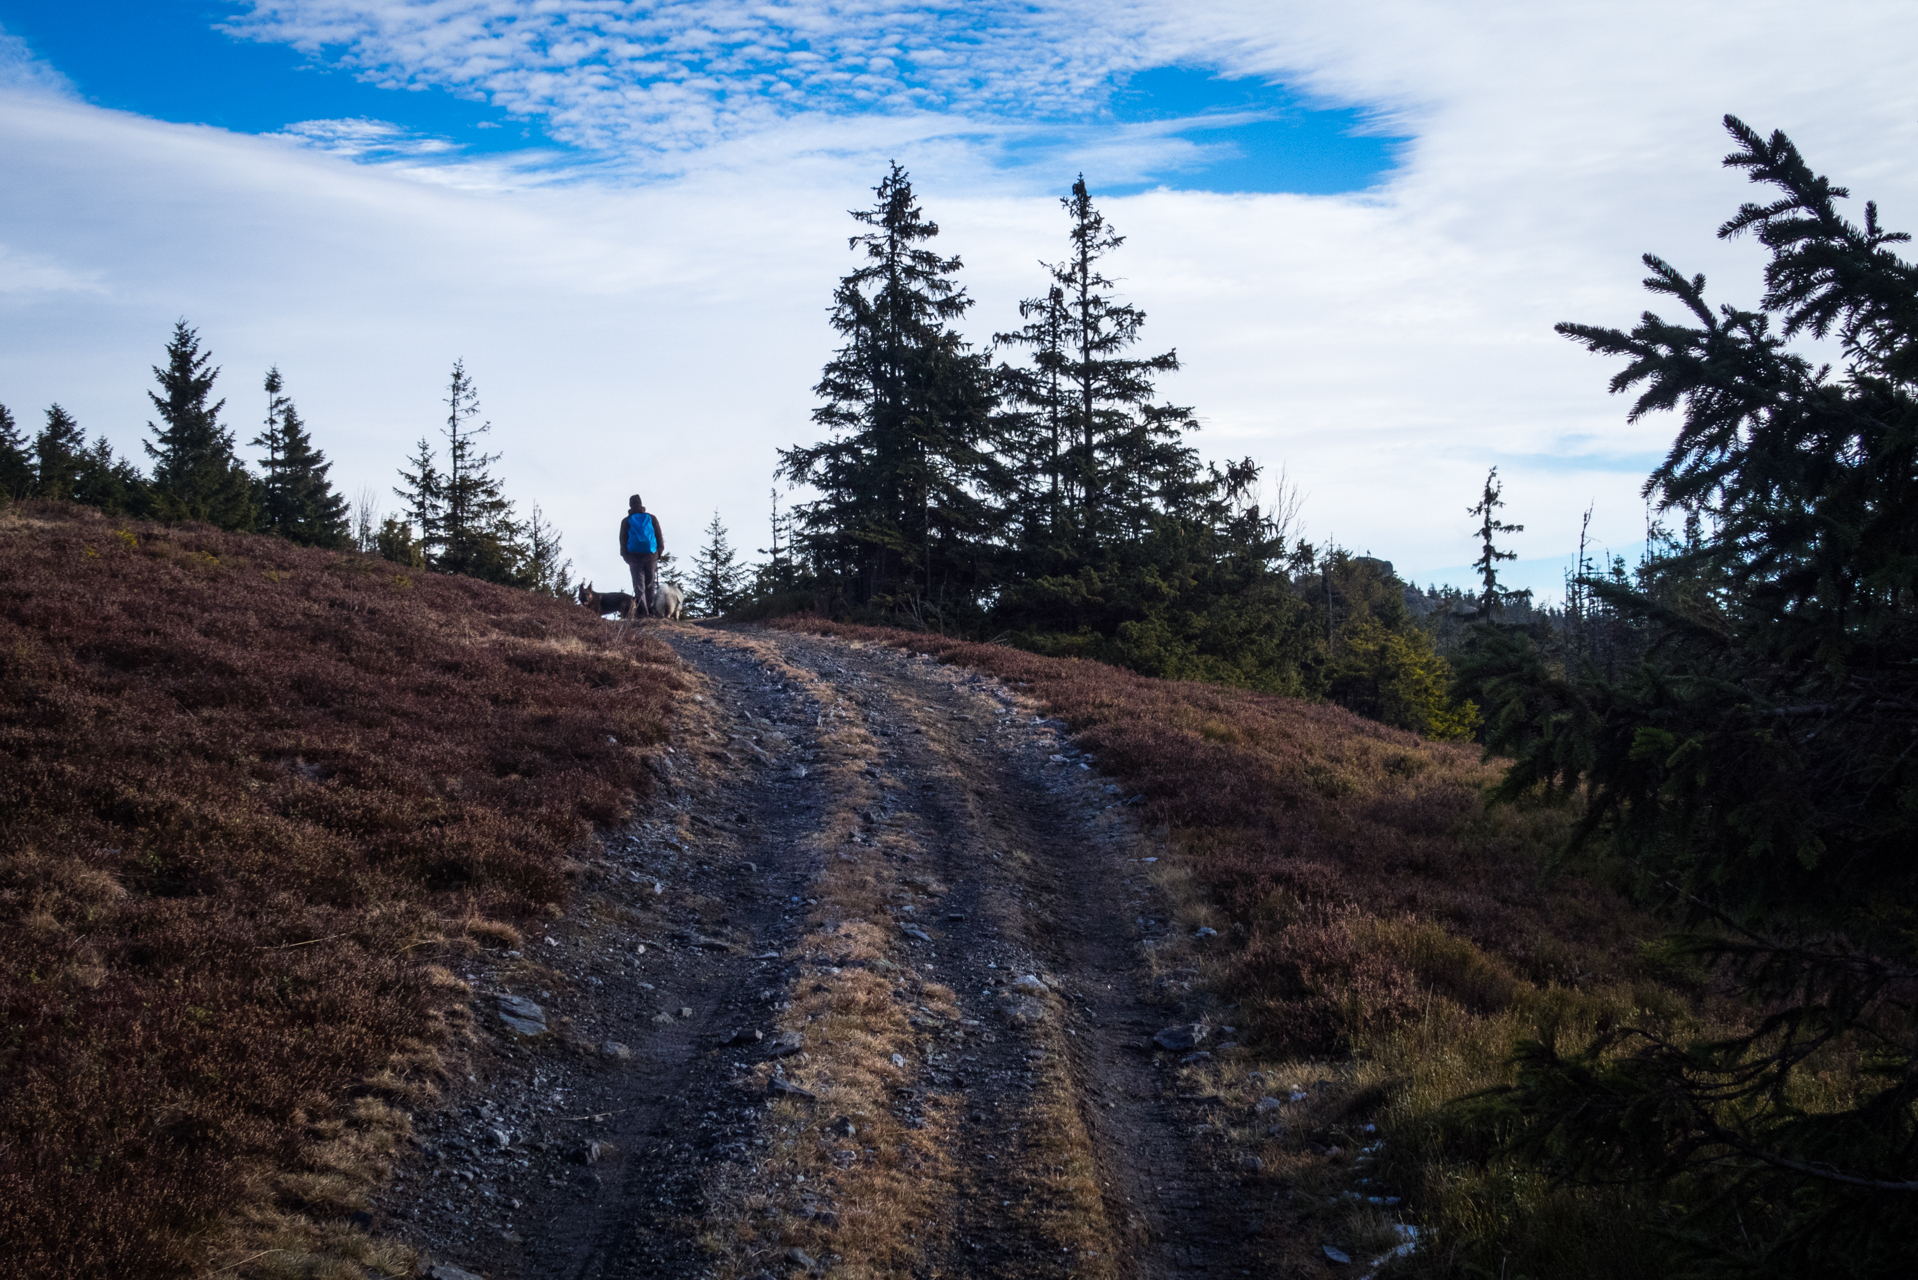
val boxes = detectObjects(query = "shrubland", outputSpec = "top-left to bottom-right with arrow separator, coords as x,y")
0,501 -> 678,1278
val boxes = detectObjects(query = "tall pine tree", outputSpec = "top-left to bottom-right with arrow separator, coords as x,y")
252,366 -> 349,548
0,404 -> 31,502
778,162 -> 999,621
144,321 -> 255,529
33,404 -> 86,501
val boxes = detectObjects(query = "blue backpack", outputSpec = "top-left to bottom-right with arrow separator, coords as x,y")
625,512 -> 658,554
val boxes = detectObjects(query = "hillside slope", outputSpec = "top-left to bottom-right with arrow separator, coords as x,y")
0,503 -> 680,1278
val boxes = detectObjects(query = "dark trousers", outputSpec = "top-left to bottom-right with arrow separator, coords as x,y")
625,553 -> 659,616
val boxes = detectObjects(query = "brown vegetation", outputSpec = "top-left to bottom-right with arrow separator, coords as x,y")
0,502 -> 679,1279
770,616 -> 1706,1276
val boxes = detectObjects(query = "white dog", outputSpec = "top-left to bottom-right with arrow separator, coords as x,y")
652,581 -> 684,620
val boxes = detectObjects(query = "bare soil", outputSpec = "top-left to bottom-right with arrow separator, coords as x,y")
371,622 -> 1279,1278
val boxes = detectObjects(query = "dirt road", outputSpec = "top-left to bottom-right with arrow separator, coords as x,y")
373,623 -> 1277,1279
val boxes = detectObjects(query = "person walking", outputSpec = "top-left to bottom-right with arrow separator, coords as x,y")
619,495 -> 665,616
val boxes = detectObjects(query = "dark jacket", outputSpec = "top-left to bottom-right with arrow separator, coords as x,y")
619,510 -> 663,558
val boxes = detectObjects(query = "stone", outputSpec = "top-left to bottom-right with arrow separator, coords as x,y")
726,1028 -> 764,1047
600,1041 -> 633,1061
1194,926 -> 1218,939
428,1266 -> 485,1280
769,1076 -> 816,1100
766,1030 -> 804,1058
829,1115 -> 857,1137
901,925 -> 932,942
678,1006 -> 694,1019
786,1247 -> 819,1270
1180,1051 -> 1213,1065
1153,1024 -> 1207,1051
1010,974 -> 1049,995
1238,1154 -> 1264,1172
1003,996 -> 1049,1025
651,1011 -> 675,1024
569,1140 -> 613,1165
1323,1244 -> 1352,1265
496,995 -> 547,1037
1255,1096 -> 1284,1113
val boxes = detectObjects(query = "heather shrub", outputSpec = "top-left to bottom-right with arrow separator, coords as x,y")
0,502 -> 677,1278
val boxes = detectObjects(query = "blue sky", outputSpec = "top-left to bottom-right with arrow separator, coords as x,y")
0,1 -> 1403,190
2,0 -> 1914,599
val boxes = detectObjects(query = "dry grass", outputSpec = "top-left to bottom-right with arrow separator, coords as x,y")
690,634 -> 962,1280
0,502 -> 680,1279
769,616 -> 1716,1276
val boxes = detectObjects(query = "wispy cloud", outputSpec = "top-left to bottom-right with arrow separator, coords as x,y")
221,1 -> 1231,161
0,243 -> 105,296
0,23 -> 77,98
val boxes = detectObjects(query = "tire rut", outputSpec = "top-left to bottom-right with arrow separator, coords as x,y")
374,622 -> 1276,1279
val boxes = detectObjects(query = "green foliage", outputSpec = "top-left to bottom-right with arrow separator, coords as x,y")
374,515 -> 424,569
688,509 -> 748,617
32,404 -> 86,501
1329,617 -> 1480,741
391,361 -> 559,593
1462,117 -> 1918,1277
144,321 -> 256,530
251,367 -> 349,549
778,162 -> 1001,624
0,404 -> 33,502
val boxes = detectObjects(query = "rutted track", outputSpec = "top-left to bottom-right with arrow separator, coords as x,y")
372,623 -> 1276,1278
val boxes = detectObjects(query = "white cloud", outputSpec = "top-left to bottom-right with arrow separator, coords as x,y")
3,1 -> 1918,601
0,23 -> 76,98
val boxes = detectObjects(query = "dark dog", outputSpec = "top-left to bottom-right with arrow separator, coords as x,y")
576,581 -> 637,619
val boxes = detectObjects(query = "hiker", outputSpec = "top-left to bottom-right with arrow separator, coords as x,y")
619,494 -> 665,616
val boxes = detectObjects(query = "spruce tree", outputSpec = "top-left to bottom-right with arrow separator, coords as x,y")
1041,177 -> 1203,545
1465,466 -> 1529,617
435,360 -> 525,585
1463,117 -> 1918,1274
689,510 -> 748,617
778,162 -> 999,619
993,283 -> 1072,550
71,437 -> 147,515
33,404 -> 86,500
394,436 -> 445,561
522,503 -> 572,598
0,404 -> 31,501
144,320 -> 255,529
252,367 -> 349,548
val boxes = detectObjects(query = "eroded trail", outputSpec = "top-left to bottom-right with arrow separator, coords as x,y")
374,624 -> 1275,1279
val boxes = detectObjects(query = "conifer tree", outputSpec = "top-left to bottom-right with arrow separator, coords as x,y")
435,360 -> 525,585
778,162 -> 999,618
144,320 -> 255,529
993,283 -> 1072,549
33,404 -> 86,500
71,437 -> 147,515
1462,117 -> 1918,1273
0,404 -> 31,502
689,510 -> 748,617
522,503 -> 572,598
252,367 -> 349,548
1465,466 -> 1529,617
1034,177 -> 1204,545
394,436 -> 445,560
